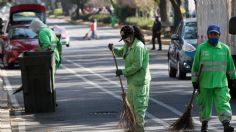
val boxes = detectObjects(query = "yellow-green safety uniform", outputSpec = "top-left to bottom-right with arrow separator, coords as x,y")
38,27 -> 62,70
113,38 -> 151,131
192,41 -> 236,122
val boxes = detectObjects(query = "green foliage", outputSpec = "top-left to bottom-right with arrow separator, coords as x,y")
0,0 -> 7,6
88,14 -> 111,24
114,7 -> 136,23
77,14 -> 93,21
125,17 -> 153,30
53,8 -> 63,16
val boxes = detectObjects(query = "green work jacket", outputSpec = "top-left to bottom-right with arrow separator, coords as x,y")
38,27 -> 62,68
192,41 -> 236,88
113,38 -> 151,86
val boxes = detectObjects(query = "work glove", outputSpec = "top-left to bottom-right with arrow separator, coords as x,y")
108,43 -> 114,51
116,69 -> 123,76
192,82 -> 199,90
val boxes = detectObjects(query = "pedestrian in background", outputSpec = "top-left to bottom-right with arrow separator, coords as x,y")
192,25 -> 235,132
152,16 -> 162,50
108,25 -> 151,132
90,19 -> 98,39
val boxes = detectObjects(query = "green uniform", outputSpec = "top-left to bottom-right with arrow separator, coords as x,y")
192,41 -> 236,122
113,38 -> 151,131
38,27 -> 62,69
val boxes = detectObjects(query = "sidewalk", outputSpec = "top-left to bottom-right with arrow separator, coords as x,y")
0,69 -> 11,132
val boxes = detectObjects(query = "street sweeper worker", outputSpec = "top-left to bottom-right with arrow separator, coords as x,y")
108,25 -> 151,132
191,25 -> 236,132
30,18 -> 62,70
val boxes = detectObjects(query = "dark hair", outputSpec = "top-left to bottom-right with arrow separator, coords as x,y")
132,25 -> 145,44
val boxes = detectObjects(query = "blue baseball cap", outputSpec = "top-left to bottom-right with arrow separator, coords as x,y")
207,25 -> 220,34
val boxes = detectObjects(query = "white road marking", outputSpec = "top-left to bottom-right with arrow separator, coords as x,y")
61,64 -> 169,129
64,59 -> 219,131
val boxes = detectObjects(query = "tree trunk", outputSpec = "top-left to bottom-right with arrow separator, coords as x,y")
159,0 -> 169,26
76,0 -> 80,18
169,0 -> 183,32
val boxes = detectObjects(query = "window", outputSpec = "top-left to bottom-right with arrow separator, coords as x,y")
9,27 -> 37,39
183,22 -> 197,39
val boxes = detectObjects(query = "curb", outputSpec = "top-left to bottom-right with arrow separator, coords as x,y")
0,69 -> 12,132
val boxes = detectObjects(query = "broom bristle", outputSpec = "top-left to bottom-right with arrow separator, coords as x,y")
118,94 -> 137,131
169,105 -> 194,131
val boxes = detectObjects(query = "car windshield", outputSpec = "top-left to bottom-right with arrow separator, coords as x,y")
183,22 -> 197,39
9,27 -> 37,39
53,28 -> 65,34
12,11 -> 43,22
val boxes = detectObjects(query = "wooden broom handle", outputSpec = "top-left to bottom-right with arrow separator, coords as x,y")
189,64 -> 203,105
111,50 -> 125,94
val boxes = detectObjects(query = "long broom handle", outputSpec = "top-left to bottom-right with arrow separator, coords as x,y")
111,50 -> 125,94
189,64 -> 203,105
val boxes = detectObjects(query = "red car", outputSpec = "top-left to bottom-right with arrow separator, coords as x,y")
0,25 -> 38,68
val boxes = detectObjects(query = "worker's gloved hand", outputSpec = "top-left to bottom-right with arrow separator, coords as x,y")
192,82 -> 199,90
116,69 -> 123,76
108,43 -> 114,51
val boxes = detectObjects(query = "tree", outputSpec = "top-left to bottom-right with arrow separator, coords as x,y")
70,0 -> 87,19
169,0 -> 183,32
134,0 -> 155,17
159,0 -> 170,26
110,0 -> 136,23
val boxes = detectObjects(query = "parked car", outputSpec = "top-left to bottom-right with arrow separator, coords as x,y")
3,4 -> 46,33
51,25 -> 70,47
168,18 -> 197,79
0,25 -> 38,68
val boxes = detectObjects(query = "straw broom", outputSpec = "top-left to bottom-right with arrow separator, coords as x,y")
110,49 -> 137,131
169,64 -> 203,131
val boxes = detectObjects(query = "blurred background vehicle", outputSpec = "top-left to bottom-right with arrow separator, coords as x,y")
0,25 -> 38,68
51,25 -> 70,47
168,18 -> 197,79
2,4 -> 46,34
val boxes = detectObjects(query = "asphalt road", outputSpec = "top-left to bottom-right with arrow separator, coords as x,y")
2,18 -> 236,132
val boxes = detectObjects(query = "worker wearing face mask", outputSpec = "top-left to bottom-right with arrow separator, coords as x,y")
108,25 -> 151,132
191,25 -> 236,132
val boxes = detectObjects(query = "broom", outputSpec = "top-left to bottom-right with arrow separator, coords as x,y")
110,48 -> 137,131
169,64 -> 203,131
12,85 -> 23,94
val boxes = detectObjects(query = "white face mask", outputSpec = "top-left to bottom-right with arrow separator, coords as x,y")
123,37 -> 131,44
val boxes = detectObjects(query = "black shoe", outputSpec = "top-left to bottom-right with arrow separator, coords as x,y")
201,121 -> 208,132
151,48 -> 155,50
158,48 -> 162,51
223,121 -> 234,132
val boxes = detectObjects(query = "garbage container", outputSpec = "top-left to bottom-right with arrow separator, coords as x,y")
20,50 -> 56,113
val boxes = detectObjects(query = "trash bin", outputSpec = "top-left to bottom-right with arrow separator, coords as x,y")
20,50 -> 56,113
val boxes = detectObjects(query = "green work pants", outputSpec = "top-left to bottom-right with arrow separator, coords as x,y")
127,82 -> 150,132
196,87 -> 232,122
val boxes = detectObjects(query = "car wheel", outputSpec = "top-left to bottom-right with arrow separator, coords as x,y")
168,59 -> 176,77
176,60 -> 186,80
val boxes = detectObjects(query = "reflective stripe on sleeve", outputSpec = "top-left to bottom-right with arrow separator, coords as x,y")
227,70 -> 236,75
202,67 -> 226,72
201,61 -> 227,66
191,72 -> 197,77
